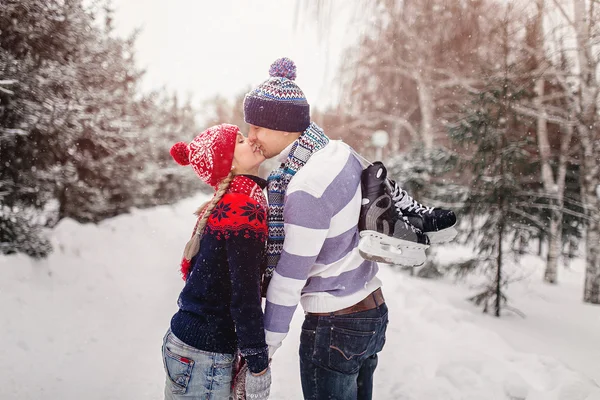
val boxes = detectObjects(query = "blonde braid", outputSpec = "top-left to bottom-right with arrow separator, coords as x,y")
183,171 -> 236,261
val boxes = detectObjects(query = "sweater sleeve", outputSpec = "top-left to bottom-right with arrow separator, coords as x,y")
263,187 -> 334,355
218,194 -> 269,373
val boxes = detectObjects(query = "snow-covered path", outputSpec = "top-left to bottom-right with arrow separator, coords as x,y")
1,194 -> 599,399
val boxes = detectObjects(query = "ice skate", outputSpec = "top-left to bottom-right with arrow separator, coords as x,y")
388,179 -> 457,244
358,162 -> 430,266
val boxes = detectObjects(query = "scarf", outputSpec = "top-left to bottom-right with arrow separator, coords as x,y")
263,123 -> 329,294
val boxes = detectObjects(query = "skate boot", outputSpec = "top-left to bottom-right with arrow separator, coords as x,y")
388,179 -> 457,244
358,162 -> 430,266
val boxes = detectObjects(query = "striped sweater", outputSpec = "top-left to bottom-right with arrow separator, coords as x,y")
264,139 -> 382,354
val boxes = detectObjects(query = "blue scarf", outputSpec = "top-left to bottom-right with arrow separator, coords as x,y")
263,123 -> 329,294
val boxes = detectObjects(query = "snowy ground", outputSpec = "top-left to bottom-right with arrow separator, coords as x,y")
1,193 -> 599,400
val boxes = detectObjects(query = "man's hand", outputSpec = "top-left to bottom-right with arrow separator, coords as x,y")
245,367 -> 271,400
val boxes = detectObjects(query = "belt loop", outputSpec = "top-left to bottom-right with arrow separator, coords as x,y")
372,291 -> 379,308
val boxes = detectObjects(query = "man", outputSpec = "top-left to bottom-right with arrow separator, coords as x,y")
244,57 -> 389,400
245,57 -> 456,399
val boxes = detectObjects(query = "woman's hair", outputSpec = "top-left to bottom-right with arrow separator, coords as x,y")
183,171 -> 236,262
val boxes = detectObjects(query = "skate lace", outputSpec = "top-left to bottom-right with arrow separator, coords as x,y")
391,181 -> 434,214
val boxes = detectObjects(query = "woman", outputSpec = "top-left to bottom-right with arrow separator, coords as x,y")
163,124 -> 271,400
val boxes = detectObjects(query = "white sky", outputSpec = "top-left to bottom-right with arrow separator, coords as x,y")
111,0 -> 359,111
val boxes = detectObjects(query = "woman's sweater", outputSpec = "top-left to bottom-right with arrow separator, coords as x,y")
170,175 -> 269,373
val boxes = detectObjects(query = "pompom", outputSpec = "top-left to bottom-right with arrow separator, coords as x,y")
269,57 -> 297,80
170,141 -> 190,166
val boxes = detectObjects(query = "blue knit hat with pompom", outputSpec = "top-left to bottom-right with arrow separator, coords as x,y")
243,57 -> 310,132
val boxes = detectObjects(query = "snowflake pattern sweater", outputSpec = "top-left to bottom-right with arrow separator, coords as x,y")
170,175 -> 269,373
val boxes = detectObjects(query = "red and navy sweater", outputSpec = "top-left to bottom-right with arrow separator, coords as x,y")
170,175 -> 269,373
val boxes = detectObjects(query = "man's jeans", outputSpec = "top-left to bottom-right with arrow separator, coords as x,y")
162,329 -> 234,399
299,303 -> 388,400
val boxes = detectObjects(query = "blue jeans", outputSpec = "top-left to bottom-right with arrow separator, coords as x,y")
299,303 -> 388,400
162,329 -> 234,399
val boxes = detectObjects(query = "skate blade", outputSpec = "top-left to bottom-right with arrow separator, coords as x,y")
358,231 -> 428,267
427,226 -> 458,244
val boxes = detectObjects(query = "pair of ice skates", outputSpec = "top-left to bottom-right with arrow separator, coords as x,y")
358,161 -> 457,267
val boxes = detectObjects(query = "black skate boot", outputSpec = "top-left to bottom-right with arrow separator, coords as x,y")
388,179 -> 457,244
359,162 -> 430,266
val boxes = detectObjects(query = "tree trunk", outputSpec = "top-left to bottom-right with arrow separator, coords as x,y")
583,209 -> 600,304
545,216 -> 561,283
534,76 -> 562,284
572,0 -> 600,304
496,217 -> 503,317
416,75 -> 434,150
549,123 -> 573,281
580,127 -> 600,304
534,0 -> 566,284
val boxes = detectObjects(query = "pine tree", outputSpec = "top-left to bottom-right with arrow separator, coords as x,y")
1,0 -> 202,256
0,0 -> 92,256
133,92 -> 201,208
450,72 -> 536,317
49,18 -> 144,223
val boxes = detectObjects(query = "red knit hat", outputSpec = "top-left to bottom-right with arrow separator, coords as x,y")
170,124 -> 239,188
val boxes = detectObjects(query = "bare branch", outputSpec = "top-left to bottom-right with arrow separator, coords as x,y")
513,202 -> 595,221
550,0 -> 576,28
513,104 -> 576,126
509,207 -> 547,230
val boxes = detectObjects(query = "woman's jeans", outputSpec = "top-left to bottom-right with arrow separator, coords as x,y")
162,329 -> 234,400
299,303 -> 388,400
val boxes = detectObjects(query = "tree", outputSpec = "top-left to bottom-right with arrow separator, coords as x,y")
0,0 -> 94,256
303,0 -> 499,154
133,92 -> 202,208
451,76 -> 537,316
526,0 -> 577,284
547,0 -> 600,303
0,0 -> 203,256
450,5 -> 538,316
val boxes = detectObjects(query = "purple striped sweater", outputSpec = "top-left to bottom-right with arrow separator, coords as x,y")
264,140 -> 382,355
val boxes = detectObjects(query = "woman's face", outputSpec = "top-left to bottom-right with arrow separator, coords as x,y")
232,132 -> 265,174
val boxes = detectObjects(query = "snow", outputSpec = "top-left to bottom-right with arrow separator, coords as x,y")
428,244 -> 600,388
1,194 -> 599,400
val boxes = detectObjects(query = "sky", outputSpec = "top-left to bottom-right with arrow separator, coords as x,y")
111,0 -> 361,111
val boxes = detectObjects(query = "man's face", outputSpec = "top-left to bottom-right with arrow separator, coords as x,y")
247,125 -> 290,159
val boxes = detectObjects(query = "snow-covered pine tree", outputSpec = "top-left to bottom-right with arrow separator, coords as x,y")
0,0 -> 93,256
450,71 -> 537,317
133,92 -> 201,208
1,0 -> 203,256
49,14 -> 144,223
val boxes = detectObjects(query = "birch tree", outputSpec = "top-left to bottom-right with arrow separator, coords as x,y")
529,0 -> 577,283
299,0 -> 495,152
549,0 -> 600,303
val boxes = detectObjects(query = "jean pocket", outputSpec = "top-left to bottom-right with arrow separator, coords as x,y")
314,325 -> 376,375
163,345 -> 195,395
